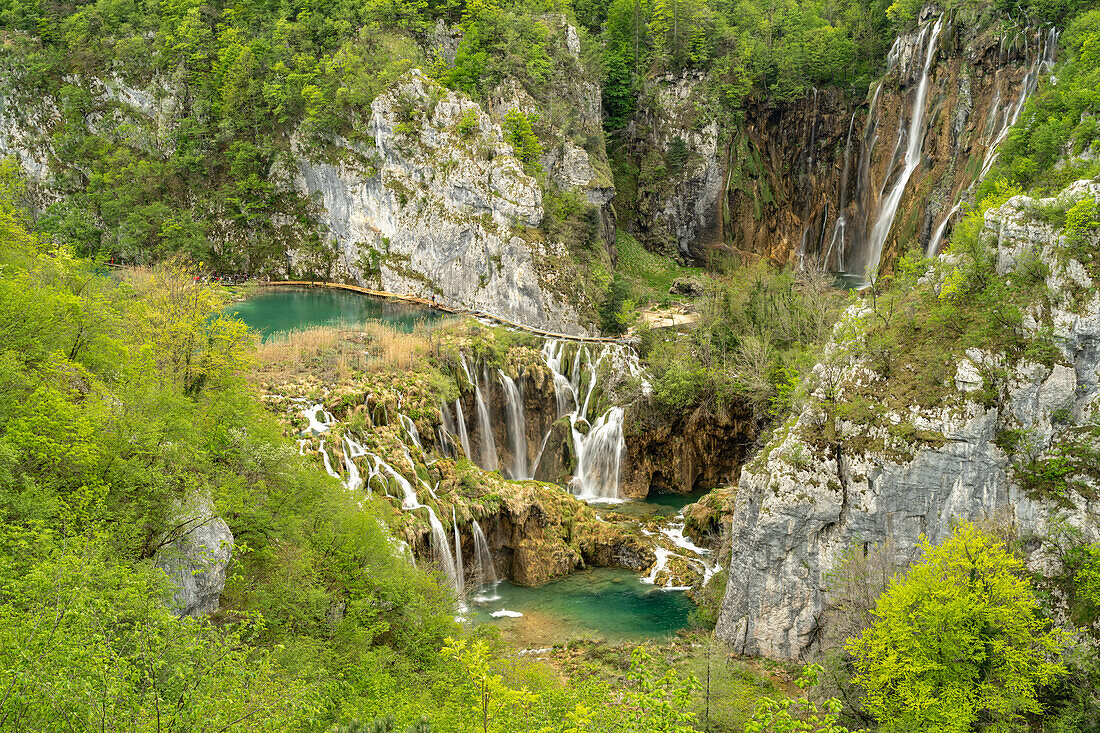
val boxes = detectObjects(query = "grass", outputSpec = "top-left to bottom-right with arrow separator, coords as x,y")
615,229 -> 705,306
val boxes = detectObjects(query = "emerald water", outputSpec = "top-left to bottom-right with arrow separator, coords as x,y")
229,288 -> 443,340
602,489 -> 711,521
470,568 -> 693,645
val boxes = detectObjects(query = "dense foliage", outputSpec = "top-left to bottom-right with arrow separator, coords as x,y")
848,524 -> 1068,732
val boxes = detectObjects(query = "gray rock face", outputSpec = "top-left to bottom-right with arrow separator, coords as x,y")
155,495 -> 234,617
715,180 -> 1100,660
633,71 -> 724,259
294,70 -> 590,333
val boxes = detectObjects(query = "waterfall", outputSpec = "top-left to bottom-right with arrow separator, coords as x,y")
399,414 -> 422,452
424,505 -> 460,595
438,402 -> 457,457
926,200 -> 962,257
926,26 -> 1057,258
301,402 -> 335,434
318,440 -> 339,478
453,399 -> 472,461
823,112 -> 857,269
538,340 -> 640,501
860,16 -> 944,280
473,363 -> 499,471
471,520 -> 500,601
342,435 -> 365,492
378,454 -> 420,509
498,370 -> 529,480
451,506 -> 465,598
542,340 -> 578,416
979,26 -> 1057,179
570,407 -> 626,501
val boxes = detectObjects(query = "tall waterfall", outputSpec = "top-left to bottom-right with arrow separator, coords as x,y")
860,16 -> 944,280
498,370 -> 529,480
926,26 -> 1057,258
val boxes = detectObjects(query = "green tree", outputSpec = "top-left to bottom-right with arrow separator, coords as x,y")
847,522 -> 1068,732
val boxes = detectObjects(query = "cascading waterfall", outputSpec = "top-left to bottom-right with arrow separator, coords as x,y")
498,370 -> 529,480
400,414 -> 423,451
301,335 -> 648,604
453,399 -> 472,460
451,506 -> 466,598
570,407 -> 626,501
460,354 -> 500,471
438,402 -> 457,457
301,402 -> 335,434
538,340 -> 642,502
318,440 -> 339,478
342,435 -> 366,492
859,16 -> 944,280
424,505 -> 460,595
471,520 -> 498,593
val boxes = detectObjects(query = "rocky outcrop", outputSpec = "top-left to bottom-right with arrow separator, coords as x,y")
620,71 -> 724,261
294,70 -> 591,333
622,402 -> 757,497
714,180 -> 1100,660
155,495 -> 234,617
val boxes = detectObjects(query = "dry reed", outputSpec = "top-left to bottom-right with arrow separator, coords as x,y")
250,320 -> 435,384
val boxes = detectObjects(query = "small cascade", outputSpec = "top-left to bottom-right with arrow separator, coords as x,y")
498,370 -> 529,480
543,340 -> 578,417
453,399 -> 472,460
438,402 -> 457,457
342,434 -> 366,492
301,402 -> 335,434
378,455 -> 420,509
471,520 -> 498,591
461,354 -> 500,471
400,414 -> 423,452
318,440 -> 339,479
451,506 -> 466,598
860,16 -> 944,280
423,505 -> 460,595
926,200 -> 962,257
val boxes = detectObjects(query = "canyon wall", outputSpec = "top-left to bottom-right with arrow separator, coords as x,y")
714,180 -> 1100,660
625,11 -> 1056,280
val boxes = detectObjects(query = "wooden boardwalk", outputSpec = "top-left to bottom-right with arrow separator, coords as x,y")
263,281 -> 624,344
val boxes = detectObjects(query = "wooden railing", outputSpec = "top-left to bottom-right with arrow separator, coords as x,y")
262,280 -> 625,344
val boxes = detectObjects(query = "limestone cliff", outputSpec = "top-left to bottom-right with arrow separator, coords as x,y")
294,70 -> 592,333
154,494 -> 234,618
714,179 -> 1100,660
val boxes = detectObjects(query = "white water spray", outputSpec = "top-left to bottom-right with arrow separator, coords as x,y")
862,17 -> 944,279
498,370 -> 529,479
